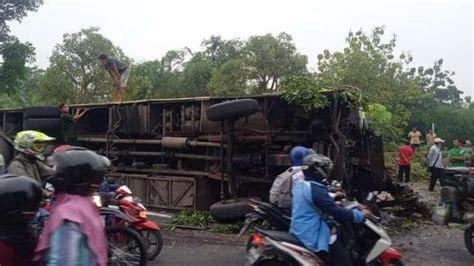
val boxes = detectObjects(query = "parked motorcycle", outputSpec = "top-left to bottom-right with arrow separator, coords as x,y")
101,185 -> 164,260
465,221 -> 474,255
432,167 -> 474,255
245,197 -> 403,265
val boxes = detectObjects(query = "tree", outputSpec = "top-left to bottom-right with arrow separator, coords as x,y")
0,38 -> 35,94
201,36 -> 243,68
0,67 -> 44,108
0,0 -> 43,42
38,27 -> 128,104
245,33 -> 307,93
0,0 -> 42,97
207,33 -> 307,96
312,27 -> 428,141
180,56 -> 213,97
281,75 -> 328,111
414,58 -> 463,104
207,58 -> 254,96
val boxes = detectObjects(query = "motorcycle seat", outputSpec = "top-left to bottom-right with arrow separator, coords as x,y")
256,228 -> 304,247
250,199 -> 291,216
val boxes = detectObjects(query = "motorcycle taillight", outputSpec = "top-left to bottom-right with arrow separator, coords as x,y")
251,233 -> 264,247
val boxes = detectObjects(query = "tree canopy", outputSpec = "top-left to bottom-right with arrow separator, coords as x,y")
0,0 -> 42,96
0,23 -> 471,146
38,27 -> 128,103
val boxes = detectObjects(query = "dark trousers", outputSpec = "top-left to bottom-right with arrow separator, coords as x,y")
316,238 -> 352,266
429,167 -> 443,191
411,144 -> 419,152
398,165 -> 411,182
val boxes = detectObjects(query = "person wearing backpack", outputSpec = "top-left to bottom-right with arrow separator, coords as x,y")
290,154 -> 369,266
269,146 -> 314,209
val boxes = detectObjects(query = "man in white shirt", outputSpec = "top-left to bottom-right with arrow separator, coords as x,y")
427,138 -> 445,191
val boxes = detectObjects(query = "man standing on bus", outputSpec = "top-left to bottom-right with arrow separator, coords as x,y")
98,53 -> 130,103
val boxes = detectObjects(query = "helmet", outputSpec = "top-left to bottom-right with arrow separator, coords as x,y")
290,146 -> 315,166
0,174 -> 42,223
14,130 -> 55,160
302,154 -> 333,181
48,148 -> 110,196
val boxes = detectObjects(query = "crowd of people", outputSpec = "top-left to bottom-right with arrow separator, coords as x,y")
0,119 -> 472,265
397,127 -> 473,191
0,127 -> 367,266
0,130 -> 109,266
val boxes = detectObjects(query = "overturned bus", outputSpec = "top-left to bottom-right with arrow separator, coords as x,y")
0,94 -> 392,214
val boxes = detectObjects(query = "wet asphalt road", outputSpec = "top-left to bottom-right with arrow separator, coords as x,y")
146,221 -> 473,266
149,228 -> 246,266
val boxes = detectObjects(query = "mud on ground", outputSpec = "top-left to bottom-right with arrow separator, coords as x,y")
150,180 -> 473,266
390,181 -> 472,266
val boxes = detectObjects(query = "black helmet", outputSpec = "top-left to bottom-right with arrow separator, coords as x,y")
302,154 -> 333,181
0,175 -> 42,223
48,148 -> 110,195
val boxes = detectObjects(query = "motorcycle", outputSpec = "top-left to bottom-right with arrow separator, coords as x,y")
237,199 -> 291,240
464,219 -> 474,256
237,181 -> 367,240
245,196 -> 403,266
101,185 -> 164,260
96,204 -> 148,266
432,167 -> 474,255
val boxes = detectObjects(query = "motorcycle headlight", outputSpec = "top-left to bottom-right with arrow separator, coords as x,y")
139,210 -> 147,219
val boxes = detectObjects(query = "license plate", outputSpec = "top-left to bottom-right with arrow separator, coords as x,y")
246,246 -> 262,265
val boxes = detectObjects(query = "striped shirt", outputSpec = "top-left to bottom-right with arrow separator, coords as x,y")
44,221 -> 97,266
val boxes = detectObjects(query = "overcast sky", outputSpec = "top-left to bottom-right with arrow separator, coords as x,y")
8,0 -> 474,96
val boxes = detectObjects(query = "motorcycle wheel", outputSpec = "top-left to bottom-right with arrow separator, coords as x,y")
464,224 -> 474,255
106,226 -> 147,266
139,229 -> 164,260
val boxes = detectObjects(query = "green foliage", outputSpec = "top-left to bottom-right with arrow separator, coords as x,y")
384,145 -> 430,182
201,36 -> 243,68
209,223 -> 241,234
207,32 -> 307,96
0,24 -> 471,152
281,75 -> 328,111
415,58 -> 463,104
207,58 -> 254,96
38,27 -> 127,104
127,60 -> 163,99
314,27 -> 425,139
0,38 -> 36,94
180,56 -> 213,97
124,73 -> 153,101
409,103 -> 474,146
171,210 -> 214,228
0,67 -> 44,108
0,0 -> 42,97
365,103 -> 402,141
245,33 -> 307,93
0,0 -> 43,42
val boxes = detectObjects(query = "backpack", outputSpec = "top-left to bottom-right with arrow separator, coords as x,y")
269,166 -> 303,208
